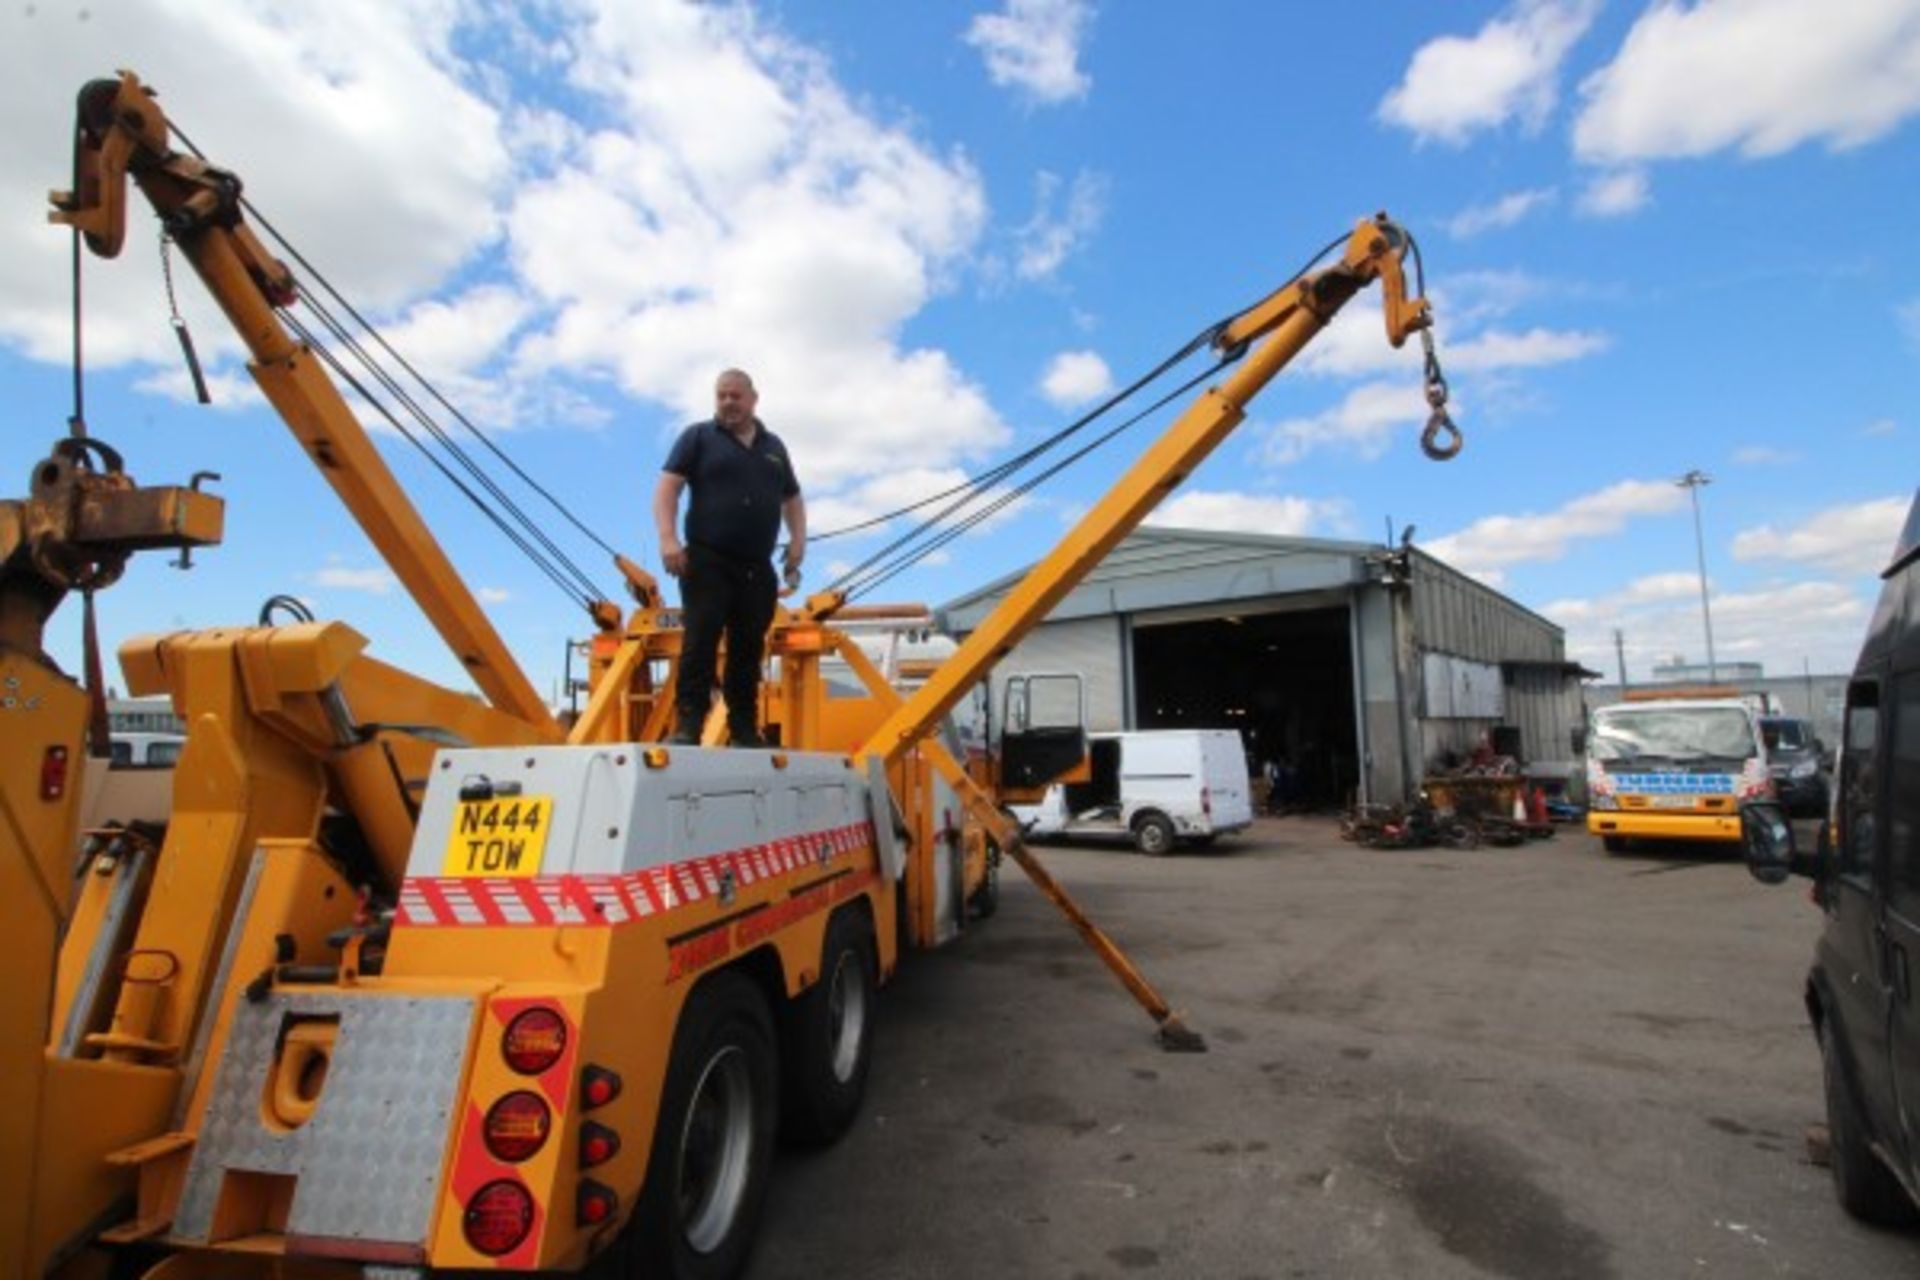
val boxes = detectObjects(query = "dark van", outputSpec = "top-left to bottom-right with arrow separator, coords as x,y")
1743,488 -> 1920,1224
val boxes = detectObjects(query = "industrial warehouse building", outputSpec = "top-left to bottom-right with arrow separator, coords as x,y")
939,527 -> 1590,806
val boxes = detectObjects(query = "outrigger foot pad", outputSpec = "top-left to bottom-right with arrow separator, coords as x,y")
1155,1013 -> 1207,1053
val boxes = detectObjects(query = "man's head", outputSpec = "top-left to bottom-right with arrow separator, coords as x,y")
714,368 -> 758,430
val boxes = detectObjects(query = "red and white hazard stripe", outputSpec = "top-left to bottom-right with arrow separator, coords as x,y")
396,820 -> 875,928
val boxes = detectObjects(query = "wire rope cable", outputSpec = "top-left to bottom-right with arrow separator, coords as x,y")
166,120 -> 624,612
823,230 -> 1352,601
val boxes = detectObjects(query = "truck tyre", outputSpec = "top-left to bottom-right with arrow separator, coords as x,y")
1822,1022 -> 1918,1225
782,908 -> 876,1146
1601,835 -> 1628,854
629,971 -> 778,1279
1133,813 -> 1175,856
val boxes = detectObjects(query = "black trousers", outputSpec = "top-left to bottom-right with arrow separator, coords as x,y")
677,544 -> 777,735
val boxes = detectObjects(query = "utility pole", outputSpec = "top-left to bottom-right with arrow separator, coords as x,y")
1613,628 -> 1629,692
1676,469 -> 1717,682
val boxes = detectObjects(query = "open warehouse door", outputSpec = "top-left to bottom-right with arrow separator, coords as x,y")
1131,602 -> 1359,810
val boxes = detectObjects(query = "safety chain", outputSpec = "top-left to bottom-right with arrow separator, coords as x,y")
160,231 -> 211,404
1418,329 -> 1463,461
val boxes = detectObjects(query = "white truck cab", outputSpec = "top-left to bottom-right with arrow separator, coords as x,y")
1011,729 -> 1253,854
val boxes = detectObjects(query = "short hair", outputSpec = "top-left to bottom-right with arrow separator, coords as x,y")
716,368 -> 755,392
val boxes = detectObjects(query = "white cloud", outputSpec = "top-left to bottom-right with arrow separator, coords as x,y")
0,1 -> 507,369
1293,295 -> 1607,382
507,2 -> 1008,493
1731,497 -> 1910,577
1426,479 -> 1688,576
1040,350 -> 1114,407
965,0 -> 1095,105
1549,578 -> 1873,681
1448,188 -> 1556,238
1257,381 -> 1427,466
314,566 -> 398,594
1146,490 -> 1346,538
1443,326 -> 1610,372
1012,170 -> 1107,281
1576,169 -> 1651,217
477,586 -> 512,604
1731,445 -> 1799,466
1574,0 -> 1920,164
1378,0 -> 1603,144
1863,418 -> 1899,438
1620,571 -> 1704,604
2,5 -> 1017,509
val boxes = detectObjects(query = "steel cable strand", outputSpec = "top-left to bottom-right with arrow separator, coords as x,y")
281,309 -> 598,611
169,123 -> 628,574
284,289 -> 613,604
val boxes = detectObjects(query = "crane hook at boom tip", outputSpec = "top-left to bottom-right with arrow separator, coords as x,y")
1415,328 -> 1463,462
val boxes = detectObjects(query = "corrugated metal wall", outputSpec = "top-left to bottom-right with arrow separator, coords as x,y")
1409,551 -> 1562,663
1407,550 -> 1579,775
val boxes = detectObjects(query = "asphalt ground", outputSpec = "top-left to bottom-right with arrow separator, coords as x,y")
751,815 -> 1920,1280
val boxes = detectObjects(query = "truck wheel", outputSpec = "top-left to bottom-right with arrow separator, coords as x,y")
1601,835 -> 1628,854
1133,813 -> 1175,856
629,971 -> 778,1279
782,909 -> 876,1146
1822,1023 -> 1919,1225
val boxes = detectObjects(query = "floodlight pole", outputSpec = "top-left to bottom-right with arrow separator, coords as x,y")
1676,469 -> 1717,682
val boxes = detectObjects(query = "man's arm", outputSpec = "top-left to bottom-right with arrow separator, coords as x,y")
781,493 -> 807,574
654,471 -> 688,576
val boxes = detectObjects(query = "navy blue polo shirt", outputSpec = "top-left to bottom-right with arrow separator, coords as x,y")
663,418 -> 801,563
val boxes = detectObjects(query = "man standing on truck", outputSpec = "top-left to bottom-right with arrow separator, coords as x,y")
653,368 -> 806,746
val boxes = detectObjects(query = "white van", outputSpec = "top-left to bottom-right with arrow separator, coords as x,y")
1012,729 -> 1253,854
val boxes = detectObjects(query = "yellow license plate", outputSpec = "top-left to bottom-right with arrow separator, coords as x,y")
1649,794 -> 1700,809
442,795 -> 552,877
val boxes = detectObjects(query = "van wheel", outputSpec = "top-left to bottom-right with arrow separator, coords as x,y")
628,971 -> 778,1279
1823,1022 -> 1919,1225
1133,814 -> 1175,856
782,909 -> 876,1146
1601,836 -> 1628,854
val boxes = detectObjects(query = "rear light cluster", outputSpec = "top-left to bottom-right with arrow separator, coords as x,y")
484,1092 -> 552,1163
464,1180 -> 535,1257
503,1007 -> 567,1075
464,1005 -> 631,1254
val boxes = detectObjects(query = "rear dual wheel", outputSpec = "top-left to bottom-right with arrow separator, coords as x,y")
782,908 -> 877,1145
627,973 -> 777,1280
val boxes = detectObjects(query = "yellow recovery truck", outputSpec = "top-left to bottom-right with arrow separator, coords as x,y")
3,71 -> 1458,1280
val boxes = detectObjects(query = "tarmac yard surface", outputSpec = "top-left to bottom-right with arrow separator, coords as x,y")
754,816 -> 1920,1279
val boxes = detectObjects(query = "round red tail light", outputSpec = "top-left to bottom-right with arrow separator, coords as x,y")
483,1091 -> 552,1163
502,1007 -> 567,1075
464,1179 -> 534,1256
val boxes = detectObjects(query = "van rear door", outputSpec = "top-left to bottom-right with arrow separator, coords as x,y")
1198,731 -> 1253,829
1882,667 -> 1920,1175
1830,679 -> 1903,1149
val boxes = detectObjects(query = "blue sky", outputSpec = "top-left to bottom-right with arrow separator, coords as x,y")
3,0 -> 1916,702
